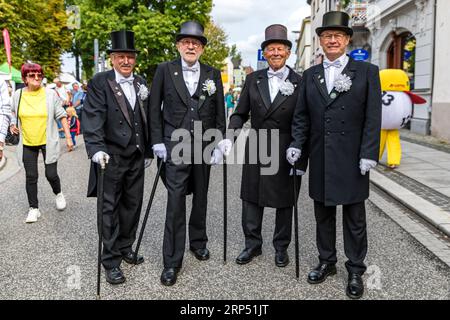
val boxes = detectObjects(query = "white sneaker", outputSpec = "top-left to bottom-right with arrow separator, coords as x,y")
25,208 -> 41,223
55,192 -> 67,211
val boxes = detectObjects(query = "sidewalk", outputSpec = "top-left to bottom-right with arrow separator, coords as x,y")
370,129 -> 450,236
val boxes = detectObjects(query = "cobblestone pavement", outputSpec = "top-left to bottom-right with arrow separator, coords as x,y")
0,138 -> 449,300
375,165 -> 450,212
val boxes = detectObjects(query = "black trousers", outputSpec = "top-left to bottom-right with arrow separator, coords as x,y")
242,200 -> 293,252
22,145 -> 61,208
162,157 -> 211,268
101,151 -> 145,269
314,201 -> 367,275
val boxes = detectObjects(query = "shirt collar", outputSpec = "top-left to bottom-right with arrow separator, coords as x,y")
114,68 -> 134,83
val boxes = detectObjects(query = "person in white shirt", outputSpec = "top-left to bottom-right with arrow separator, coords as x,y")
82,30 -> 152,285
288,11 -> 382,299
0,78 -> 12,162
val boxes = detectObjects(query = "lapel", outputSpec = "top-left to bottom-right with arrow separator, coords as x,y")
313,64 -> 332,105
168,59 -> 191,108
256,69 -> 271,110
325,56 -> 356,107
133,77 -> 148,141
107,71 -> 131,127
264,67 -> 298,119
196,62 -> 213,110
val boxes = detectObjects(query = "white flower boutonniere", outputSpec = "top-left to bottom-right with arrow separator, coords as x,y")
202,79 -> 216,96
334,74 -> 352,93
279,79 -> 295,96
137,83 -> 149,100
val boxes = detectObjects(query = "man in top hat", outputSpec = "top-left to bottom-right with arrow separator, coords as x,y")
218,24 -> 308,267
287,11 -> 381,299
82,30 -> 152,285
149,20 -> 225,286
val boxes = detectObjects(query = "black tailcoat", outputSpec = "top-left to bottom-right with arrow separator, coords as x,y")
229,67 -> 308,208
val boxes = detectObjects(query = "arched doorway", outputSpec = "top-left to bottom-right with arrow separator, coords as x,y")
387,31 -> 416,89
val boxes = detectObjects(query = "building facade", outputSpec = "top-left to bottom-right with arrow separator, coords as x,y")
294,16 -> 312,74
431,0 -> 450,141
367,0 -> 436,135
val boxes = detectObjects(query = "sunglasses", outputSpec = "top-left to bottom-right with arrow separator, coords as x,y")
27,73 -> 43,79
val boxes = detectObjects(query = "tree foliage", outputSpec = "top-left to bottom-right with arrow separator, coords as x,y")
0,0 -> 72,79
71,0 -> 228,81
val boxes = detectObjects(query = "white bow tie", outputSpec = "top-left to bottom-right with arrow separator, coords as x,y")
323,60 -> 342,69
118,77 -> 134,85
268,71 -> 284,79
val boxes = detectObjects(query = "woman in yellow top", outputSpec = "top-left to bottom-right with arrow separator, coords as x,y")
10,63 -> 73,223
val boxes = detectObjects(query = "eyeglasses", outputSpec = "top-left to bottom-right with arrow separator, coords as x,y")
26,73 -> 43,79
320,33 -> 347,41
179,39 -> 202,49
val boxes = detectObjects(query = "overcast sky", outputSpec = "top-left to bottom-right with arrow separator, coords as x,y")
62,0 -> 311,74
211,0 -> 310,68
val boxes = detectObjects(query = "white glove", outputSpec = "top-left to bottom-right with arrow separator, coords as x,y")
152,143 -> 167,162
144,158 -> 153,168
217,139 -> 233,157
210,148 -> 223,165
289,168 -> 305,176
286,147 -> 301,166
92,151 -> 110,169
360,158 -> 377,175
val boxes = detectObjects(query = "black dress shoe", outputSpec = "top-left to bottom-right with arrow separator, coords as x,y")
235,248 -> 262,265
307,263 -> 337,284
346,273 -> 364,299
122,251 -> 145,265
190,247 -> 210,261
160,267 -> 180,286
275,251 -> 289,267
105,267 -> 126,285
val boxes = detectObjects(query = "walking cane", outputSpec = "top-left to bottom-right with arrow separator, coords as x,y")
292,158 -> 300,280
223,156 -> 227,264
96,164 -> 106,299
133,160 -> 164,263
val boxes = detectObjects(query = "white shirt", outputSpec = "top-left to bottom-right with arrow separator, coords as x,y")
0,79 -> 11,143
267,65 -> 289,103
115,69 -> 136,110
181,59 -> 201,96
323,54 -> 349,94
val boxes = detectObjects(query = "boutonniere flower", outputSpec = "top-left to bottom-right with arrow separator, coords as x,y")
334,74 -> 352,93
279,79 -> 295,96
202,79 -> 216,96
137,83 -> 149,100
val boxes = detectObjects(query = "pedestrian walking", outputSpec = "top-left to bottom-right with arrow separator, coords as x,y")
288,11 -> 382,299
0,78 -> 11,163
10,63 -> 73,223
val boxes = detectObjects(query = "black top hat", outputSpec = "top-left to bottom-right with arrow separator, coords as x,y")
316,11 -> 353,37
261,24 -> 292,50
176,21 -> 208,46
107,30 -> 139,54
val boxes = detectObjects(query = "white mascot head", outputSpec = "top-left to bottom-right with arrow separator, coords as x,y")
379,69 -> 426,130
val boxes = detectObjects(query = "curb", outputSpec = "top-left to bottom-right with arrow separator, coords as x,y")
0,155 -> 6,170
370,170 -> 450,237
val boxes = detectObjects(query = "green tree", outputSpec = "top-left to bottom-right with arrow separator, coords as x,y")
201,20 -> 229,70
0,0 -> 72,79
71,0 -> 228,81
